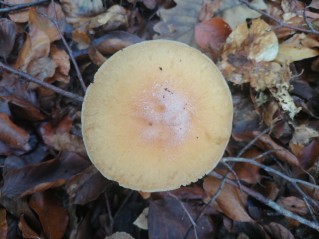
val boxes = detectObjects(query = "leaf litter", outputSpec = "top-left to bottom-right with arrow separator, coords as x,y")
1,0 -> 319,238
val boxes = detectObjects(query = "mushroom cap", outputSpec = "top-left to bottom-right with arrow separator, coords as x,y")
82,40 -> 233,192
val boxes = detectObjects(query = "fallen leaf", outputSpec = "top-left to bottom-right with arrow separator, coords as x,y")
232,94 -> 260,141
15,26 -> 50,71
0,113 -> 30,151
105,232 -> 135,239
148,196 -> 215,239
0,18 -> 16,59
255,133 -> 300,167
263,222 -> 295,239
0,209 -> 7,239
276,34 -> 319,65
6,0 -> 34,23
18,215 -> 40,239
2,151 -> 91,198
28,3 -> 64,43
194,17 -> 231,58
233,149 -> 264,184
39,115 -> 86,155
277,196 -> 308,215
92,31 -> 142,55
298,140 -> 319,170
27,57 -> 57,86
50,45 -> 70,76
289,125 -> 319,156
221,18 -> 278,63
65,166 -> 110,205
203,176 -> 253,222
133,207 -> 148,230
153,0 -> 204,46
60,0 -> 104,18
218,0 -> 267,29
0,95 -> 45,122
29,191 -> 69,239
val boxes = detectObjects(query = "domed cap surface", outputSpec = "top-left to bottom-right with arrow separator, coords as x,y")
82,40 -> 233,192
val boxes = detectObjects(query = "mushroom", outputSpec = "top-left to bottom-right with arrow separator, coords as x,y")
81,40 -> 233,192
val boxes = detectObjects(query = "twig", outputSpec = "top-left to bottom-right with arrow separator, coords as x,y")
211,171 -> 319,231
223,157 -> 319,191
237,128 -> 271,157
0,62 -> 84,102
238,0 -> 319,35
0,0 -> 49,13
169,193 -> 198,239
46,0 -> 87,93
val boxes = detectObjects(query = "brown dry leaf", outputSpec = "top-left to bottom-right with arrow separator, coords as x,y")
153,0 -> 204,46
2,151 -> 91,198
0,95 -> 45,121
18,215 -> 40,239
15,27 -> 50,71
263,222 -> 295,239
0,18 -> 16,59
233,149 -> 264,185
50,45 -> 70,83
0,209 -> 7,239
93,31 -> 142,55
27,57 -> 57,87
289,125 -> 319,156
105,232 -> 135,239
39,115 -> 85,155
276,34 -> 319,65
218,0 -> 267,29
221,18 -> 278,64
29,191 -> 69,239
62,0 -> 127,32
220,18 -> 301,119
232,94 -> 260,141
65,166 -> 110,205
28,3 -> 63,43
256,133 -> 300,167
277,196 -> 308,215
0,113 -> 30,151
148,196 -> 214,238
61,0 -> 104,18
88,47 -> 107,66
72,30 -> 91,49
194,17 -> 231,58
6,0 -> 33,23
133,207 -> 149,230
87,5 -> 128,30
203,176 -> 253,222
298,140 -> 319,170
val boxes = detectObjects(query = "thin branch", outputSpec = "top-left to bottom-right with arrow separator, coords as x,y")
169,193 -> 198,239
0,62 -> 84,102
40,0 -> 87,93
211,171 -> 319,231
223,157 -> 319,191
0,0 -> 49,13
238,0 -> 319,35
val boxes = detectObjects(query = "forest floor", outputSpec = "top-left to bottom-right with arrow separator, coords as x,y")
1,0 -> 319,238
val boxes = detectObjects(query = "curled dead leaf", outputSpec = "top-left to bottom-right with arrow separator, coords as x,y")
29,191 -> 69,239
154,0 -> 204,46
0,18 -> 16,60
194,17 -> 231,58
277,196 -> 308,216
0,113 -> 30,151
203,176 -> 253,222
18,215 -> 40,239
255,133 -> 300,167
